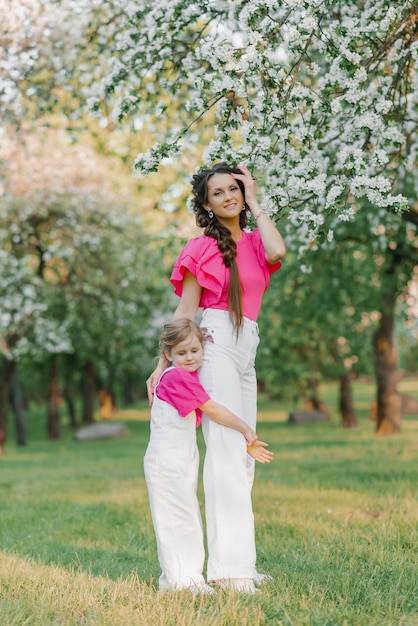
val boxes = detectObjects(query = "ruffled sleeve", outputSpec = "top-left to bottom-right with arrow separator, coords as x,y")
249,229 -> 282,276
170,236 -> 227,301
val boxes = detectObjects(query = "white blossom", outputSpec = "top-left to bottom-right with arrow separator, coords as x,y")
13,0 -> 411,257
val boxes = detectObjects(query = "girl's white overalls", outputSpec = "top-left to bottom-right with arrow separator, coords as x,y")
199,309 -> 260,581
144,369 -> 206,591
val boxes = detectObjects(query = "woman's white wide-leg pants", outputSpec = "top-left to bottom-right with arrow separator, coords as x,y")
199,309 -> 260,581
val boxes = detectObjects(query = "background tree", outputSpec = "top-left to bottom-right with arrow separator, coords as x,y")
0,128 -> 172,447
98,0 -> 418,433
257,234 -> 378,428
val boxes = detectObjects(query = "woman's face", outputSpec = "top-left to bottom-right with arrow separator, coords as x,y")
204,173 -> 244,221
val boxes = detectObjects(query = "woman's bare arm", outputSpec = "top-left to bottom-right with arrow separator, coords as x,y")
146,271 -> 201,403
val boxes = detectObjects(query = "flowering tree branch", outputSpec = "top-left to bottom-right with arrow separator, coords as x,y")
87,0 -> 417,250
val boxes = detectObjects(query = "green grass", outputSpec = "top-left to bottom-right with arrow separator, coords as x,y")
1,379 -> 417,625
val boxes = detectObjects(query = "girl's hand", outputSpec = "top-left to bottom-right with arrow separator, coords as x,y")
247,440 -> 274,464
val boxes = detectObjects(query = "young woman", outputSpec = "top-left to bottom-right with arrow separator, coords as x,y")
144,318 -> 273,594
147,162 -> 286,593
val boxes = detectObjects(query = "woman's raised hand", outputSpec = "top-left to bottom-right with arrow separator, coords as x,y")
230,162 -> 258,204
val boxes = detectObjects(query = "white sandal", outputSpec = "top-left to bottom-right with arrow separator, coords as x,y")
215,578 -> 259,594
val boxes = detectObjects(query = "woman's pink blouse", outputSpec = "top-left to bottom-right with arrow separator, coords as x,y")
170,229 -> 281,321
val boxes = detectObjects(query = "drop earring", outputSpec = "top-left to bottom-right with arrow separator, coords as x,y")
208,210 -> 214,219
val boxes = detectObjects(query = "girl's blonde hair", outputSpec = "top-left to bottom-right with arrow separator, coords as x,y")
159,318 -> 205,357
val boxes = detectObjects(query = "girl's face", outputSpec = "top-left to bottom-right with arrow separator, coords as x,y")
165,333 -> 204,372
204,173 -> 244,221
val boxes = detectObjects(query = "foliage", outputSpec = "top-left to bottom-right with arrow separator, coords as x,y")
0,130 -> 173,406
99,1 -> 417,244
0,249 -> 70,360
0,0 -> 119,124
256,203 -> 417,400
257,246 -> 377,400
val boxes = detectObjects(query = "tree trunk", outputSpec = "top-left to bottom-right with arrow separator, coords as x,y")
63,385 -> 78,429
47,357 -> 61,440
82,360 -> 96,424
303,380 -> 329,416
10,367 -> 27,445
339,372 -> 358,428
122,373 -> 134,406
374,261 -> 402,435
0,358 -> 16,454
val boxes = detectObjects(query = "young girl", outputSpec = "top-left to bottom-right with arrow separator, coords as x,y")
144,318 -> 272,594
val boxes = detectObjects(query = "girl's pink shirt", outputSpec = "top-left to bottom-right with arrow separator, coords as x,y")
155,367 -> 210,426
170,229 -> 281,321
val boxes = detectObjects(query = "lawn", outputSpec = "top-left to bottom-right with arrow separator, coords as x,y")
0,378 -> 417,625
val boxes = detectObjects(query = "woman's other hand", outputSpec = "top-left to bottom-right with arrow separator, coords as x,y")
146,361 -> 165,405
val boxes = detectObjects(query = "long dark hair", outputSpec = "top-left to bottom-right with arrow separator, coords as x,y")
190,163 -> 248,333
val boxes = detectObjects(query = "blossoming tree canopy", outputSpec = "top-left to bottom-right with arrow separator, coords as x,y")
99,0 -> 417,240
